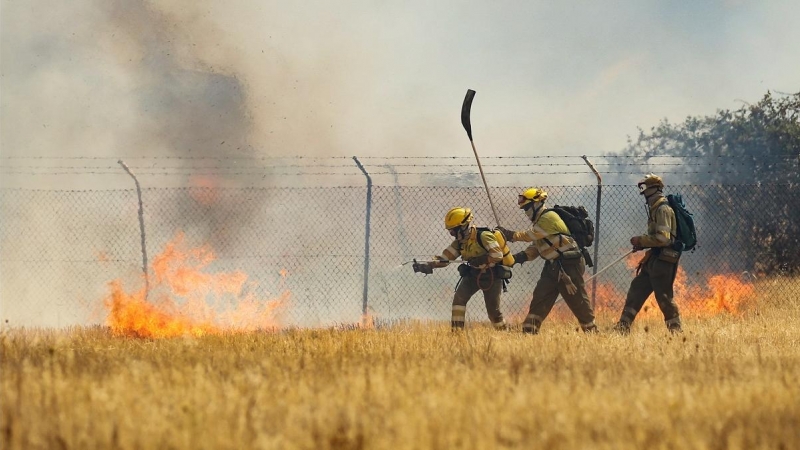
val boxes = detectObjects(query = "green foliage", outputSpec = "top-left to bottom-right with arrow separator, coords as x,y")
615,91 -> 800,275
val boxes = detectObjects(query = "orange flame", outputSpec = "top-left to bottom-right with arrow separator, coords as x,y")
590,250 -> 756,319
103,232 -> 289,338
512,250 -> 758,323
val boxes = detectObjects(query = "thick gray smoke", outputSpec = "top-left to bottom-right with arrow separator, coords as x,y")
1,1 -> 254,159
1,0 -> 275,252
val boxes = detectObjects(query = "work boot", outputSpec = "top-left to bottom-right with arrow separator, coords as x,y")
522,314 -> 542,335
665,317 -> 682,334
613,320 -> 631,335
522,321 -> 540,335
581,322 -> 599,334
522,326 -> 539,335
492,321 -> 510,331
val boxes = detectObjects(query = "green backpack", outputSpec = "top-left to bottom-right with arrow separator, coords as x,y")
666,194 -> 697,252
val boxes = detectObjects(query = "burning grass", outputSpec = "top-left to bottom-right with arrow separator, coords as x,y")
103,233 -> 289,338
2,279 -> 799,449
588,250 -> 759,319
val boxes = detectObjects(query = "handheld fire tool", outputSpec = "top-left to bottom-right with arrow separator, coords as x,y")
404,258 -> 440,275
584,249 -> 638,282
461,89 -> 501,227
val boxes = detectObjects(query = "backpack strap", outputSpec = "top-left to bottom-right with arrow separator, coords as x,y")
475,227 -> 511,260
475,227 -> 491,253
540,209 -> 570,257
654,201 -> 676,242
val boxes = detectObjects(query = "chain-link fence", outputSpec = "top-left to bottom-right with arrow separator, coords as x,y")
1,183 -> 798,328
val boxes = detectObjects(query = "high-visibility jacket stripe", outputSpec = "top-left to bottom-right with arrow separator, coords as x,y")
514,210 -> 579,261
638,197 -> 677,248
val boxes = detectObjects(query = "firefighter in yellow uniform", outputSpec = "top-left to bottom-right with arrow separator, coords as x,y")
413,207 -> 514,330
496,188 -> 598,334
614,174 -> 683,333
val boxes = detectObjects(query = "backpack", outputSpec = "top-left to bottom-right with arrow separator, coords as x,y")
474,227 -> 513,265
665,194 -> 697,252
546,205 -> 595,249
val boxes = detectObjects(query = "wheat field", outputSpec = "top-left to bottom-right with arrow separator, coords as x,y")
2,280 -> 799,449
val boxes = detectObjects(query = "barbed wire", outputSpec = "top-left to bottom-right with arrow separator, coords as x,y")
1,159 -> 795,171
0,170 -> 365,176
1,154 -> 796,161
2,161 -> 795,171
0,169 -> 789,176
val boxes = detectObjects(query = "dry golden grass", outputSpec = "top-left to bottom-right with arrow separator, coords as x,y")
2,280 -> 800,449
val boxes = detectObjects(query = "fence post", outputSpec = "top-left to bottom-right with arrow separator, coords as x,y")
581,156 -> 602,308
353,156 -> 372,317
118,160 -> 150,300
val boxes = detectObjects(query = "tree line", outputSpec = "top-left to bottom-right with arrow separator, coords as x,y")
613,91 -> 800,276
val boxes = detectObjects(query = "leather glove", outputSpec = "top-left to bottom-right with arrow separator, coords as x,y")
630,236 -> 643,250
468,254 -> 490,267
495,226 -> 515,242
412,262 -> 433,275
512,251 -> 528,266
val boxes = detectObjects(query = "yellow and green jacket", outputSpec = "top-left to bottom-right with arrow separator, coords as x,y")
436,227 -> 514,268
638,196 -> 677,248
512,209 -> 579,261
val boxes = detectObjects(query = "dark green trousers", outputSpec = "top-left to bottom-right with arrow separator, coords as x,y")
523,257 -> 596,333
619,252 -> 681,328
451,271 -> 506,330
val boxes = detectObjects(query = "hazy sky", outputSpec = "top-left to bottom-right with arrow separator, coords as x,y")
2,0 -> 798,160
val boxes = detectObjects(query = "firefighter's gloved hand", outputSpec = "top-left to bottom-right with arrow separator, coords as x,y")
469,254 -> 490,267
512,251 -> 528,266
412,262 -> 433,275
630,236 -> 642,248
495,226 -> 515,242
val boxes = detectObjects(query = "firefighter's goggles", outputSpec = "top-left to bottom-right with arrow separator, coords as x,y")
518,196 -> 535,209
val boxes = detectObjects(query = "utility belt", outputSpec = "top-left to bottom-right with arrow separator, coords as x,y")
456,263 -> 512,293
544,249 -> 583,266
650,247 -> 681,264
457,263 -> 513,280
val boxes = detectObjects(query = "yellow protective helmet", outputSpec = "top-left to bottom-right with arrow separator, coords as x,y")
518,187 -> 548,209
444,207 -> 473,230
637,173 -> 664,194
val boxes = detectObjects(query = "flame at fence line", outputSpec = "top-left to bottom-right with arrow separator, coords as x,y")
511,250 -> 759,322
588,250 -> 757,318
103,232 -> 289,338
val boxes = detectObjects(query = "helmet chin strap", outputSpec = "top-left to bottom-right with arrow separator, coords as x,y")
643,187 -> 661,203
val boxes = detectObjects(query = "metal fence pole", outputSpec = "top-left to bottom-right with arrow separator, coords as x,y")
118,160 -> 150,300
353,156 -> 372,316
581,156 -> 602,308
